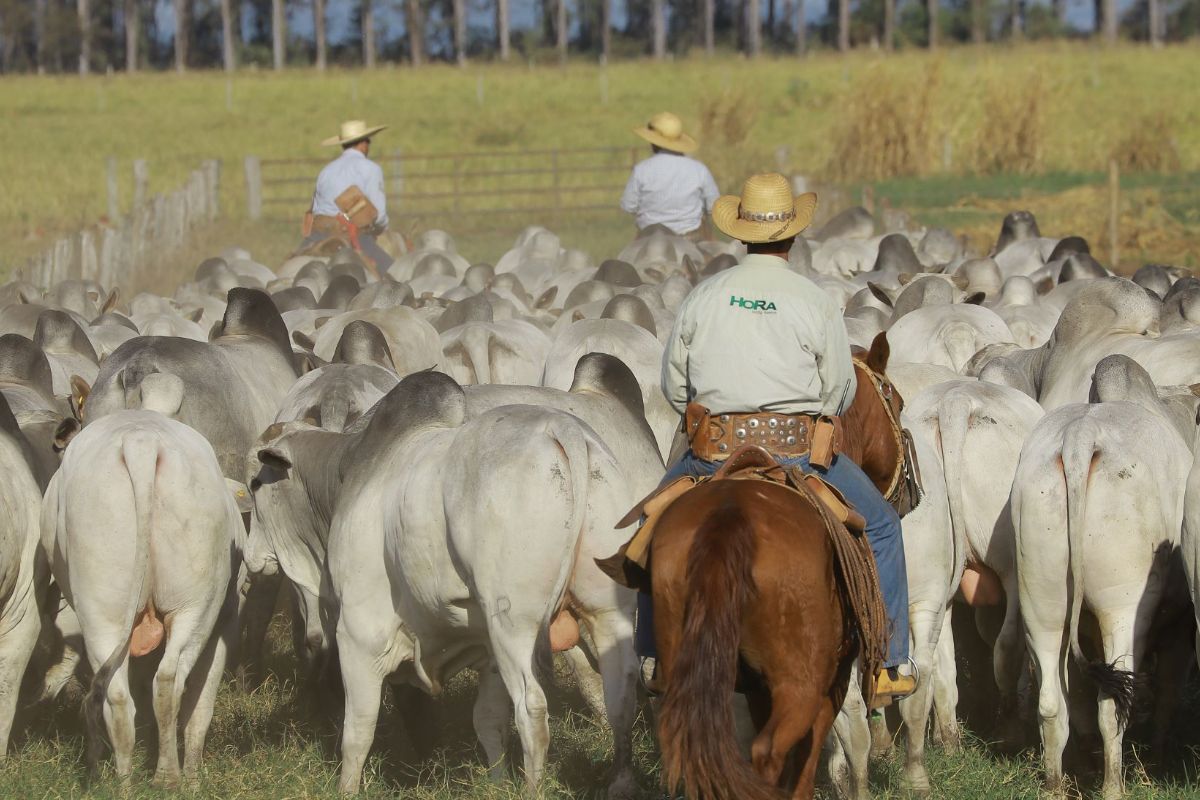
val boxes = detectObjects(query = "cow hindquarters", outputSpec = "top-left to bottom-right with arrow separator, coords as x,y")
0,588 -> 41,756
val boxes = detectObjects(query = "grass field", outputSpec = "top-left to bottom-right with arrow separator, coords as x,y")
3,42 -> 1200,276
3,613 -> 1200,799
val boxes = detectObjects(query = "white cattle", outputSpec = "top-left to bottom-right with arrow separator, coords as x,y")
42,411 -> 246,785
0,394 -> 46,756
1014,356 -> 1197,799
905,379 -> 1045,746
542,318 -> 674,459
886,304 -> 1014,372
441,318 -> 551,386
324,373 -> 637,796
310,306 -> 441,376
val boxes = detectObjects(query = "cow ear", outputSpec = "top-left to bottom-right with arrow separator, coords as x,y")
897,272 -> 914,286
867,282 -> 894,308
865,332 -> 890,374
964,292 -> 987,305
1189,383 -> 1200,397
314,315 -> 331,329
292,330 -> 317,353
535,286 -> 557,310
53,418 -> 81,452
226,479 -> 253,514
208,320 -> 224,341
69,375 -> 91,421
101,287 -> 121,314
1034,276 -> 1055,295
258,446 -> 292,473
187,307 -> 204,324
951,274 -> 969,291
87,291 -> 100,304
645,268 -> 664,283
682,255 -> 699,284
572,310 -> 586,323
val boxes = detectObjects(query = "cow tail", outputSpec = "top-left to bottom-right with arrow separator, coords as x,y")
85,432 -> 158,762
461,325 -> 493,385
1062,419 -> 1136,729
943,321 -> 980,374
936,392 -> 971,589
657,505 -> 783,800
532,419 -> 590,685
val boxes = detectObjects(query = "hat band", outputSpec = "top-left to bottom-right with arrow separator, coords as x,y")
738,206 -> 795,223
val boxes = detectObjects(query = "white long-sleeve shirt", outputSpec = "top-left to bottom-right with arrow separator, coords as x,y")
620,153 -> 720,235
311,149 -> 389,227
661,254 -> 857,417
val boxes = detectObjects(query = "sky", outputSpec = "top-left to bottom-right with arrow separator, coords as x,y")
149,0 -> 1121,51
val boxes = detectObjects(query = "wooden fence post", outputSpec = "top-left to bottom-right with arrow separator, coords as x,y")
203,159 -> 221,219
1108,159 -> 1120,270
132,159 -> 149,210
245,156 -> 263,221
106,156 -> 120,221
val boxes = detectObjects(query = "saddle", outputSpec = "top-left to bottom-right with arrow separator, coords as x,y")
597,445 -> 866,594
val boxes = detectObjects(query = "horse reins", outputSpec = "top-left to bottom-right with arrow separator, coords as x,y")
852,358 -> 923,512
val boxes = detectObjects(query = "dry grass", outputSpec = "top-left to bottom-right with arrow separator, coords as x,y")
1112,113 -> 1182,173
971,71 -> 1047,175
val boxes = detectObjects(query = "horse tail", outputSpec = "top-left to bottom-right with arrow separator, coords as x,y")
657,502 -> 784,800
1062,417 -> 1137,729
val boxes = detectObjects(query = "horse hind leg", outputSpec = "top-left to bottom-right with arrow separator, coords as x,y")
750,681 -> 821,791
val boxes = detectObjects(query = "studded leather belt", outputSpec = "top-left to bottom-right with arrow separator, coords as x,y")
685,402 -> 831,461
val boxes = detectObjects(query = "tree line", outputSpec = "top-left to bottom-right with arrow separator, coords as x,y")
0,0 -> 1195,74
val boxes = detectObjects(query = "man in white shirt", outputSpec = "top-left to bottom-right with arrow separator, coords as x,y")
641,173 -> 915,702
620,112 -> 720,239
301,119 -> 394,271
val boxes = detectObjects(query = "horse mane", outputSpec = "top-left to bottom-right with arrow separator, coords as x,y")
657,501 -> 784,800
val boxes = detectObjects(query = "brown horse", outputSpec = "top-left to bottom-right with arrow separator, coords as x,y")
651,332 -> 909,800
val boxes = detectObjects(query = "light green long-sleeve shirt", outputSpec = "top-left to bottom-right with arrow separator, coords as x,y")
661,253 -> 857,417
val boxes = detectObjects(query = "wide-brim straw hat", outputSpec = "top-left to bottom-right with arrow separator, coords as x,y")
633,112 -> 698,154
322,119 -> 388,147
712,173 -> 818,243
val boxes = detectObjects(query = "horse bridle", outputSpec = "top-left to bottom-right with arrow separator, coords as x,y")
852,358 -> 923,514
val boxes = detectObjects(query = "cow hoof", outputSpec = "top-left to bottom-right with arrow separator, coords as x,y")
903,766 -> 931,797
151,771 -> 180,790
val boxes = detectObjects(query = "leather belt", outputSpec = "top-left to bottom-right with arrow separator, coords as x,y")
685,402 -> 834,462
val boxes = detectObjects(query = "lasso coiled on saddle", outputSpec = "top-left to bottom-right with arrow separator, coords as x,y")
787,467 -> 888,705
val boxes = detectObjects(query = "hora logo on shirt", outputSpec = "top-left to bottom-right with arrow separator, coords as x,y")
729,295 -> 778,313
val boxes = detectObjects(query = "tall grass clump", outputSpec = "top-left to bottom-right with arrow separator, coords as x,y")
1112,112 -> 1181,172
970,71 -> 1047,175
696,86 -> 765,191
823,62 -> 942,183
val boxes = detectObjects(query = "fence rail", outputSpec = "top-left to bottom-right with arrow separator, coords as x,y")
246,146 -> 640,228
20,161 -> 221,290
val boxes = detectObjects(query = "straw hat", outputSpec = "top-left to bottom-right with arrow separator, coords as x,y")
321,119 -> 388,147
711,173 -> 818,243
632,112 -> 698,154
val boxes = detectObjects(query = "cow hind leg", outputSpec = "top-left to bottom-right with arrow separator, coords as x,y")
830,672 -> 871,800
472,663 -> 511,781
336,633 -> 386,794
899,604 -> 949,797
1096,610 -> 1144,800
152,631 -> 200,787
931,608 -> 961,753
101,662 -> 137,784
489,630 -> 551,791
180,601 -> 236,779
991,587 -> 1027,752
0,594 -> 42,755
1027,628 -> 1070,796
584,608 -> 638,799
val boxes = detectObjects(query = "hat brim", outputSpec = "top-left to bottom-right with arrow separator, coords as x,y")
711,192 -> 818,243
633,126 -> 699,154
321,124 -> 388,147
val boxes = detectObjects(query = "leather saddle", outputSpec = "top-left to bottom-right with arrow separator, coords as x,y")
597,445 -> 867,592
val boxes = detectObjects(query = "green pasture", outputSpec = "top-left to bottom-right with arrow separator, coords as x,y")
4,42 -> 1200,275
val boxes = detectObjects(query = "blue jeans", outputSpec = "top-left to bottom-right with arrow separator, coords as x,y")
300,231 -> 395,272
635,450 -> 910,669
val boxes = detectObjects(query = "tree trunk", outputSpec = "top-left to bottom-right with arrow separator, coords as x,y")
1102,0 -> 1115,41
971,0 -> 985,42
883,0 -> 894,49
555,0 -> 567,61
704,0 -> 714,55
747,0 -> 761,55
406,0 -> 424,65
220,0 -> 235,71
1148,0 -> 1161,45
78,0 -> 91,74
767,0 -> 775,37
124,0 -> 137,71
651,0 -> 665,58
35,0 -> 46,73
272,0 -> 285,69
453,0 -> 466,63
1052,0 -> 1065,23
927,0 -> 937,47
174,0 -> 189,71
314,0 -> 326,70
795,0 -> 806,54
1092,0 -> 1101,36
1011,0 -> 1022,38
363,0 -> 376,66
838,0 -> 849,51
497,0 -> 511,60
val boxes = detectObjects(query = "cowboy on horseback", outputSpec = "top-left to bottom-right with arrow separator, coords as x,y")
640,173 -> 916,703
299,119 -> 395,273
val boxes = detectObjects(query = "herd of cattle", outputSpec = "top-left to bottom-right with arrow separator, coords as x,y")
1,209 -> 1199,798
